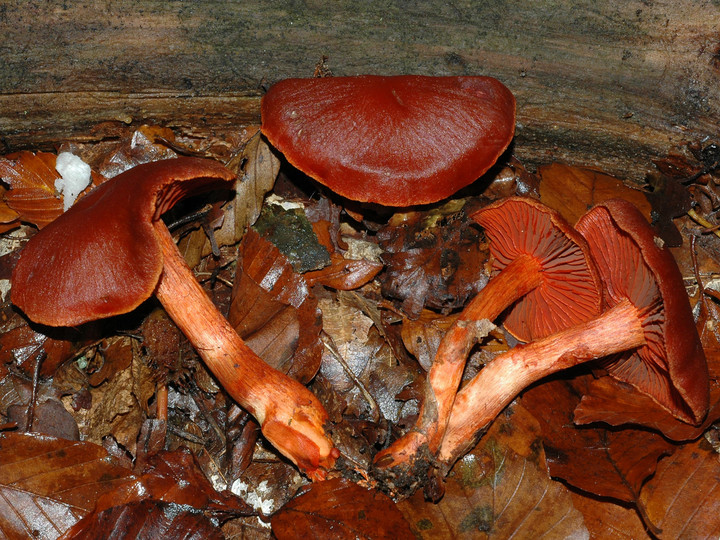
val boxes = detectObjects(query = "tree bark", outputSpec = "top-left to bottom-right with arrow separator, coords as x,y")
2,1 -> 718,182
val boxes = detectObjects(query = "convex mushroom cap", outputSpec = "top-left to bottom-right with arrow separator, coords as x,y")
12,157 -> 339,480
12,157 -> 233,325
261,75 -> 516,206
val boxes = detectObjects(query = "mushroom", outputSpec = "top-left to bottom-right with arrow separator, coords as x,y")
261,75 -> 516,206
436,198 -> 709,471
374,197 -> 602,474
11,157 -> 338,480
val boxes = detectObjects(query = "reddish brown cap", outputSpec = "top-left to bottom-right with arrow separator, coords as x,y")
576,199 -> 709,424
472,197 -> 603,342
12,157 -> 235,327
261,75 -> 516,206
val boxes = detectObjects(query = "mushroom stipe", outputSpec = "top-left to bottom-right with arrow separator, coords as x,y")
11,157 -> 339,480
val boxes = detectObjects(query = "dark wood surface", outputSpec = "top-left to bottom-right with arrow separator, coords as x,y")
2,1 -> 719,182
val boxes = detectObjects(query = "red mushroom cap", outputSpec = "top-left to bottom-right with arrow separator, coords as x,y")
472,197 -> 603,342
261,75 -> 516,206
576,199 -> 709,424
12,157 -> 235,327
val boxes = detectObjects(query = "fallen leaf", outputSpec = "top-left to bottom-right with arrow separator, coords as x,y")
318,294 -> 412,424
0,432 -> 136,539
62,448 -> 253,539
397,404 -> 589,539
0,151 -> 64,228
271,477 -> 415,540
538,163 -> 651,225
639,437 -> 720,538
231,228 -> 322,383
1,151 -> 101,229
378,201 -> 489,318
61,500 -> 225,540
570,491 -> 649,539
519,376 -> 675,503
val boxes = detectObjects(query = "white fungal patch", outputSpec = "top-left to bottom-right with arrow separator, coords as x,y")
55,152 -> 92,211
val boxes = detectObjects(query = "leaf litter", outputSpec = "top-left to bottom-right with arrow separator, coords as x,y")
0,122 -> 718,539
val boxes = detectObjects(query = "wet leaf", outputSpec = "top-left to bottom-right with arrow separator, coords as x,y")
519,377 -> 675,503
61,500 -> 225,540
231,228 -> 322,383
379,201 -> 488,318
570,492 -> 649,539
95,125 -> 178,178
318,294 -> 412,425
397,405 -> 588,539
639,437 -> 720,538
0,151 -> 64,228
538,163 -> 651,225
0,151 -> 101,229
271,477 -> 415,540
63,448 -> 253,539
0,432 -> 136,539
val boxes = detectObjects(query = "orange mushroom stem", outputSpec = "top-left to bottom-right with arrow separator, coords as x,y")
11,157 -> 338,480
436,199 -> 709,473
374,198 -> 601,474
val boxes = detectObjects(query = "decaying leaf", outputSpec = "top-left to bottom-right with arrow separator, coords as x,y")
397,405 -> 589,539
231,228 -> 322,383
520,377 -> 675,503
379,200 -> 489,318
0,151 -> 101,229
178,127 -> 279,267
0,432 -> 137,539
538,162 -> 651,225
63,448 -> 253,538
639,437 -> 720,538
570,491 -> 649,539
271,477 -> 415,540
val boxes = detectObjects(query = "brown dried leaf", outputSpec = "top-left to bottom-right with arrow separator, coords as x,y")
95,125 -> 178,178
227,128 -> 280,235
231,228 -> 322,383
319,294 -> 413,425
570,492 -> 649,539
271,477 -> 415,540
63,448 -> 253,539
397,405 -> 588,539
0,151 -> 63,228
0,432 -> 136,539
61,500 -> 225,540
0,151 -> 101,229
520,377 -> 675,503
305,257 -> 383,290
538,163 -> 652,225
73,364 -> 143,455
0,318 -> 80,377
401,310 -> 456,371
379,201 -> 488,318
639,437 -> 720,538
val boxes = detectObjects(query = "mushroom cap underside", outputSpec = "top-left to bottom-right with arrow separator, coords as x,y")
472,197 -> 603,342
576,199 -> 709,425
11,157 -> 235,327
261,75 -> 516,206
